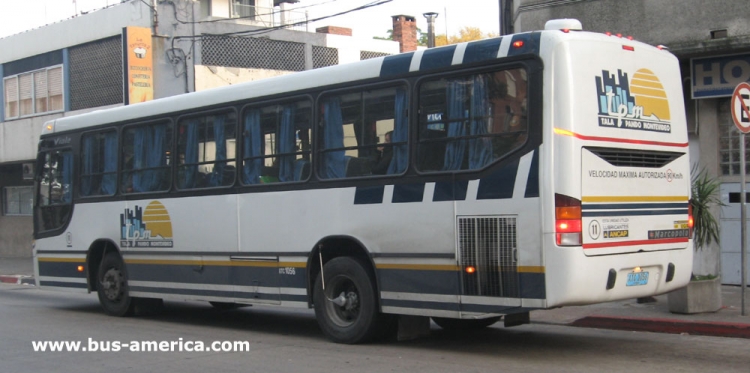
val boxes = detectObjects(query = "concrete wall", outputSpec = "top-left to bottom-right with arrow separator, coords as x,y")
0,164 -> 33,258
515,0 -> 750,48
195,65 -> 294,91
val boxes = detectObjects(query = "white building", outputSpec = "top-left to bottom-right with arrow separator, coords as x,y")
0,0 -> 403,257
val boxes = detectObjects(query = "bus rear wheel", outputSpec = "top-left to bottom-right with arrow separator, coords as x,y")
96,252 -> 135,317
313,257 -> 382,344
432,316 -> 501,331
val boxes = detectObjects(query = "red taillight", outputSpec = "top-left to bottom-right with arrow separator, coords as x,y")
688,203 -> 694,238
512,40 -> 525,48
622,45 -> 635,51
555,194 -> 582,246
561,28 -> 570,33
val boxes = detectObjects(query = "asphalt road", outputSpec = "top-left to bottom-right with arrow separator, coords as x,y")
1,284 -> 749,373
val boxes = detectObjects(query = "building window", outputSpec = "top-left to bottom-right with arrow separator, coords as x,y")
719,98 -> 750,175
3,186 -> 33,216
3,65 -> 64,120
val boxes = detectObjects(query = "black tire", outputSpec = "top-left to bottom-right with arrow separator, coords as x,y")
313,257 -> 383,344
432,316 -> 501,331
96,252 -> 135,317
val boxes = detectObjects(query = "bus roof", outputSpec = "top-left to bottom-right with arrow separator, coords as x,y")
43,27 -> 669,136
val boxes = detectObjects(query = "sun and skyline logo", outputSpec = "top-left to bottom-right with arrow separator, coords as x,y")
120,201 -> 173,248
595,68 -> 672,133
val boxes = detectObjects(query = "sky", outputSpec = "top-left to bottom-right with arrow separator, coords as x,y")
0,0 -> 500,39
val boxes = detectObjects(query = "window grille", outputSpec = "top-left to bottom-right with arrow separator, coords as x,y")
202,36 -> 305,71
312,46 -> 338,69
360,51 -> 390,60
69,36 -> 123,110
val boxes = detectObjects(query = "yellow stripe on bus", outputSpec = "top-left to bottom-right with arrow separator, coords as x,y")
582,196 -> 689,203
37,257 -> 85,263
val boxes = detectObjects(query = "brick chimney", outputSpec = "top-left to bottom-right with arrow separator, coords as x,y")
316,26 -> 353,36
392,15 -> 417,53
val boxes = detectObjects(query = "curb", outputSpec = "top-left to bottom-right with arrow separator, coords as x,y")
0,275 -> 35,286
570,315 -> 750,339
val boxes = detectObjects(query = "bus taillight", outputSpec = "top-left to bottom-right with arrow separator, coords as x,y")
688,203 -> 694,238
555,194 -> 582,246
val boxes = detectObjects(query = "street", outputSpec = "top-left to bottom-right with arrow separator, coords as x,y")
1,284 -> 748,373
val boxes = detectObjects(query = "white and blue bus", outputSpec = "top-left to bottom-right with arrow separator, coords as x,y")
34,19 -> 692,343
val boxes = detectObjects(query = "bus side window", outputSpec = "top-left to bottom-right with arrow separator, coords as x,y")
417,68 -> 529,172
80,130 -> 118,197
122,121 -> 173,193
318,86 -> 408,179
176,111 -> 237,190
241,99 -> 311,185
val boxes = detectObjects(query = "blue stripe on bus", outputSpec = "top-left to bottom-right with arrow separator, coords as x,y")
433,180 -> 469,202
419,45 -> 456,71
378,269 -> 460,295
38,262 -> 88,280
354,185 -> 385,205
477,158 -> 519,200
582,203 -> 689,210
127,263 -> 308,289
520,272 -> 546,299
463,38 -> 503,64
380,52 -> 414,78
507,32 -> 541,56
582,209 -> 688,217
39,281 -> 87,289
524,149 -> 540,198
381,298 -> 461,311
392,183 -> 426,203
461,303 -> 521,313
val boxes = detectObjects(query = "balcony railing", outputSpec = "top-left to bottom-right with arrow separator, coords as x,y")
232,3 -> 308,31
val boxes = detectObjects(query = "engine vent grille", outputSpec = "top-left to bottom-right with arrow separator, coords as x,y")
458,216 -> 518,298
586,147 -> 684,168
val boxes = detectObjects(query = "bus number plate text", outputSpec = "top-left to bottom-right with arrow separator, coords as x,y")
626,271 -> 649,286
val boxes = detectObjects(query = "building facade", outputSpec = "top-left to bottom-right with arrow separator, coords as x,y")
513,0 -> 750,284
0,0 -> 401,257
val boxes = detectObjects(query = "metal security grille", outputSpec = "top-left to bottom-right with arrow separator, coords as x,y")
360,51 -> 390,60
202,36 -> 305,71
312,46 -> 338,69
586,147 -> 682,168
458,216 -> 519,298
69,36 -> 123,110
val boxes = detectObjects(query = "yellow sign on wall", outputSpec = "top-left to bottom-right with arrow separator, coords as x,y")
124,27 -> 154,104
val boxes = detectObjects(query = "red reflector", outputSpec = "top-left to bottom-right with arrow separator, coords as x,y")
623,45 -> 635,51
616,33 -> 622,38
561,29 -> 570,33
512,40 -> 524,48
627,35 -> 634,40
605,32 -> 612,36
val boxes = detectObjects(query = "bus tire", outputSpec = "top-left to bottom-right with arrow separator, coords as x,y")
96,252 -> 135,317
432,316 -> 501,331
313,257 -> 381,344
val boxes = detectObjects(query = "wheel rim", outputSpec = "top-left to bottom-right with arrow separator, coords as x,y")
101,267 -> 125,302
324,275 -> 361,327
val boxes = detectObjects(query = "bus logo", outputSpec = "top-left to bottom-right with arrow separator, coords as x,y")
120,201 -> 174,248
595,69 -> 671,133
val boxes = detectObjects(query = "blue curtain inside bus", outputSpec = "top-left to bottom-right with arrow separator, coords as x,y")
102,131 -> 117,195
278,105 -> 296,182
469,74 -> 493,169
133,124 -> 166,192
444,80 -> 469,171
81,136 -> 95,196
323,98 -> 346,179
183,119 -> 199,188
387,88 -> 408,174
208,115 -> 226,187
243,110 -> 262,184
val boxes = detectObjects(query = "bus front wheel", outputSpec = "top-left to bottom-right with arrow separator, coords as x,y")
96,252 -> 135,317
313,257 -> 382,344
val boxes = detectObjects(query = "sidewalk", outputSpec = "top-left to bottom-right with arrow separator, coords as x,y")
0,257 -> 34,285
2,257 -> 749,338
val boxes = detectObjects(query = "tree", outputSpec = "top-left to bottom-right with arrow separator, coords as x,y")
435,26 -> 499,46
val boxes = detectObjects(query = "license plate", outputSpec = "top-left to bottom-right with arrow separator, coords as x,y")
626,271 -> 649,286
